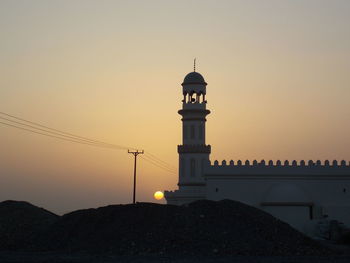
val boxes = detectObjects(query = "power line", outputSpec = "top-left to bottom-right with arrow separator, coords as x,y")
0,120 -> 134,153
0,112 -> 131,150
128,150 -> 144,204
142,155 -> 176,173
0,116 -> 109,146
0,111 -> 177,174
0,116 -> 131,151
0,113 -> 174,170
140,155 -> 176,174
144,152 -> 177,171
0,119 -> 176,174
0,121 -> 109,148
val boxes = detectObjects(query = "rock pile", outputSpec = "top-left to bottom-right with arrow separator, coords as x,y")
42,200 -> 327,256
0,199 -> 329,256
0,200 -> 58,250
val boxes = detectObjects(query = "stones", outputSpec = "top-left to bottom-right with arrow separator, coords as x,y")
0,200 -> 59,250
42,200 -> 328,256
0,199 -> 331,256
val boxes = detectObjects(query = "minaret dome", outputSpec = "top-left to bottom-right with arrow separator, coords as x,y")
182,72 -> 207,86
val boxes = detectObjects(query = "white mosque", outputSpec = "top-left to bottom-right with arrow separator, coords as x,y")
164,69 -> 350,234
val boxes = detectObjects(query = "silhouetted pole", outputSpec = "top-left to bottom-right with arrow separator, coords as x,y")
128,150 -> 144,204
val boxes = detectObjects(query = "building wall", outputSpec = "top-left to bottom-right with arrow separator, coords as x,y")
166,70 -> 350,235
206,176 -> 350,233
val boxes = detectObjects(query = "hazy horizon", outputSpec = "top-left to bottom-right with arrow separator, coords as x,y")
1,0 -> 350,214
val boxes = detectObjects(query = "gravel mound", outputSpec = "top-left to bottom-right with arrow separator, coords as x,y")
0,200 -> 59,250
41,199 -> 328,256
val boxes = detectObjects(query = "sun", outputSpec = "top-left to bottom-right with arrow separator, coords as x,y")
154,191 -> 164,200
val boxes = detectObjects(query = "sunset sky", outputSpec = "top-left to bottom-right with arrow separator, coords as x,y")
1,0 -> 350,214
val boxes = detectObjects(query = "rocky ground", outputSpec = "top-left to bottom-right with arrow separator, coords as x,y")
1,252 -> 350,263
0,200 -> 59,250
1,199 -> 350,262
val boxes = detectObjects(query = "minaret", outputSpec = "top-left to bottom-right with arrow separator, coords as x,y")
165,66 -> 211,205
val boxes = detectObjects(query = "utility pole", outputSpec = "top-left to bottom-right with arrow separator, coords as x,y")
128,150 -> 144,204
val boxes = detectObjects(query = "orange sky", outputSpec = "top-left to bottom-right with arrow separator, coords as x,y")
1,0 -> 350,214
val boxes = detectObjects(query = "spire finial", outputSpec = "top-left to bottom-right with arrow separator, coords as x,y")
194,58 -> 196,72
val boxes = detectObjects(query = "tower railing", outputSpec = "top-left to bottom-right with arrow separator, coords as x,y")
178,145 -> 211,154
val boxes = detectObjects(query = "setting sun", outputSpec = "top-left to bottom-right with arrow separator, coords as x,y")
154,191 -> 164,200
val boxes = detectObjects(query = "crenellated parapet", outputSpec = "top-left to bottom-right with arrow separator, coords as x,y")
211,159 -> 350,167
205,159 -> 350,177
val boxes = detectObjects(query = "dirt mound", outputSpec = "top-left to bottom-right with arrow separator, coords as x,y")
0,200 -> 59,250
42,199 -> 327,256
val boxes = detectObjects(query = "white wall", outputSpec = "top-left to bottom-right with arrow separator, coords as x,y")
206,176 -> 350,233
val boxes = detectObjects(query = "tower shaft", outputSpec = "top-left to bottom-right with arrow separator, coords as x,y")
165,71 -> 210,205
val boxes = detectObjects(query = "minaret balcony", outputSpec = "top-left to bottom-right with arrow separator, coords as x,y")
178,144 -> 211,154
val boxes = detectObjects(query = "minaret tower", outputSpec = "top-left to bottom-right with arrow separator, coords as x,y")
165,64 -> 211,205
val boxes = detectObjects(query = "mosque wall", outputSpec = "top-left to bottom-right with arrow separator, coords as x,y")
166,69 -> 350,236
204,160 -> 350,234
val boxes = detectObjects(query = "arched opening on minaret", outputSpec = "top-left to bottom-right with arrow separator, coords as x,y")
183,91 -> 206,104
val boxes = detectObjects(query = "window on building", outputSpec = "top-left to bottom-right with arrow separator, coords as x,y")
198,124 -> 203,139
309,206 -> 313,220
201,158 -> 206,176
181,158 -> 186,177
190,125 -> 195,139
190,159 -> 195,177
183,125 -> 188,139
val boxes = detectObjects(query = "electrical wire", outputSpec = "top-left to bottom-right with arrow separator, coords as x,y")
142,154 -> 177,173
0,121 -> 107,148
0,116 -> 132,152
0,111 -> 177,174
0,111 -> 132,150
144,152 -> 177,171
140,155 -> 176,174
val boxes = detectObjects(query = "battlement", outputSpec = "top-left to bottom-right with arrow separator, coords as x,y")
211,159 -> 350,167
205,159 -> 350,177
